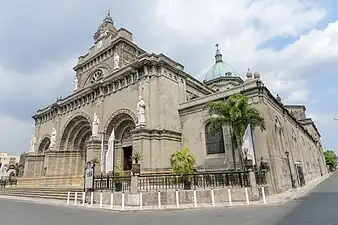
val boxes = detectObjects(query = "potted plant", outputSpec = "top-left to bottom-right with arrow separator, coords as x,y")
113,166 -> 123,192
170,147 -> 196,190
91,157 -> 99,165
244,158 -> 253,170
131,152 -> 142,175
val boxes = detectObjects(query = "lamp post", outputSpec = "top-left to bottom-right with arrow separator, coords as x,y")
285,151 -> 296,188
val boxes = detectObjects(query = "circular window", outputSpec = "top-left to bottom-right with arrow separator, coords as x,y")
90,70 -> 103,84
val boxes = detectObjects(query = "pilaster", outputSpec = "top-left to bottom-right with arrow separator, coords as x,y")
132,127 -> 181,171
85,138 -> 102,174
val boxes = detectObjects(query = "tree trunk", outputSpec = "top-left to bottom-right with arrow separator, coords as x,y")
230,130 -> 237,171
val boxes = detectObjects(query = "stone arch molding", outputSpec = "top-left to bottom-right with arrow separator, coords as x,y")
37,134 -> 51,153
59,112 -> 93,146
98,63 -> 113,74
103,108 -> 137,134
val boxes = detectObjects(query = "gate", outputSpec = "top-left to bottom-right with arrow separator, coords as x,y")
296,165 -> 306,187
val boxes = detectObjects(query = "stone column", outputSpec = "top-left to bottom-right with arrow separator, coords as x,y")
249,171 -> 260,200
127,176 -> 140,206
85,138 -> 102,174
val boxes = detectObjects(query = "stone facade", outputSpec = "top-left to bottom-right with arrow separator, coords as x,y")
20,13 -> 327,193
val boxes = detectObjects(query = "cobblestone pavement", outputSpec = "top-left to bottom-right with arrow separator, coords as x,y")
0,172 -> 336,225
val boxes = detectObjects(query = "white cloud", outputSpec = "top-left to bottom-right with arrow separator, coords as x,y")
0,113 -> 34,155
0,57 -> 77,99
0,56 -> 77,155
152,0 -> 338,102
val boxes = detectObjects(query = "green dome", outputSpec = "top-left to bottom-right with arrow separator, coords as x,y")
204,45 -> 239,81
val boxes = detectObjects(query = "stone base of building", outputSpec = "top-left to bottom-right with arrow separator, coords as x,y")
17,175 -> 83,188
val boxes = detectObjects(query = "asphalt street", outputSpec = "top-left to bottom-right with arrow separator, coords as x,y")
0,173 -> 337,225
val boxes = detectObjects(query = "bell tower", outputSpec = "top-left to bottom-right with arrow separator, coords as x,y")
93,10 -> 118,44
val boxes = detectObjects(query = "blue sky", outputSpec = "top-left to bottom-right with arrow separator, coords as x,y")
0,0 -> 338,155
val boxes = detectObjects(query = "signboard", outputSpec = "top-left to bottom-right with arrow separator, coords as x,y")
84,164 -> 94,189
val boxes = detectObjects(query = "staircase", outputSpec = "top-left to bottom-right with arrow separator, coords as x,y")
0,188 -> 83,201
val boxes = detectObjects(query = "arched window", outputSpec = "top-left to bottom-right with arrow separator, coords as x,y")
205,123 -> 225,155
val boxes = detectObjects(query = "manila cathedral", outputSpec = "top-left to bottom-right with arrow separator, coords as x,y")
21,12 -> 327,194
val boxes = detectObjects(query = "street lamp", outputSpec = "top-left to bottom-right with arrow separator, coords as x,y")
285,151 -> 296,188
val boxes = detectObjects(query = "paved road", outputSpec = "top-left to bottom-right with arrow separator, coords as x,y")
0,173 -> 337,225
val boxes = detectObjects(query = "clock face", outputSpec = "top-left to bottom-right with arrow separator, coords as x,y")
97,40 -> 103,49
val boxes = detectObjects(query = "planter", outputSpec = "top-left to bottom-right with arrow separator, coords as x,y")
115,182 -> 122,192
132,163 -> 140,175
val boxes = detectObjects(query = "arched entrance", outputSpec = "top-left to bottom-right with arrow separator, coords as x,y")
58,114 -> 92,176
105,110 -> 136,172
38,136 -> 51,154
60,115 -> 92,152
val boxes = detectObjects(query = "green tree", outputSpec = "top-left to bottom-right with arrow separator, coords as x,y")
170,147 -> 196,175
324,150 -> 337,171
206,93 -> 266,169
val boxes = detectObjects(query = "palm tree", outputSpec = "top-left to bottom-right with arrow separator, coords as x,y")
206,93 -> 266,170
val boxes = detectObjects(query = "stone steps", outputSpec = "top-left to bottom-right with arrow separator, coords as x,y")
0,188 -> 83,201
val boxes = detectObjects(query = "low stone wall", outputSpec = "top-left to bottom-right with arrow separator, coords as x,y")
17,175 -> 83,188
87,187 -> 261,207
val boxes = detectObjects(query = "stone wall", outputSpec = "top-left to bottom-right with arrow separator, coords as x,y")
88,187 -> 261,207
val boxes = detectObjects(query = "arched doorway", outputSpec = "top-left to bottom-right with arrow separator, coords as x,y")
59,115 -> 92,176
38,137 -> 51,154
105,110 -> 136,172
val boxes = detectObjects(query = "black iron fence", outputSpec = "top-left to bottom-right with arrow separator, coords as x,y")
93,174 -> 131,192
255,170 -> 268,185
92,170 -> 269,192
138,171 -> 250,191
0,179 -> 17,188
93,171 -> 251,192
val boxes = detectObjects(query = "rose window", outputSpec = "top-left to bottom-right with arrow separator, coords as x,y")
90,70 -> 103,84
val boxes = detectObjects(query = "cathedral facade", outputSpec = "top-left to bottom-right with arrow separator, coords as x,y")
21,12 -> 327,193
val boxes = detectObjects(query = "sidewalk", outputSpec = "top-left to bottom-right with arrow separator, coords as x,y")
266,172 -> 333,204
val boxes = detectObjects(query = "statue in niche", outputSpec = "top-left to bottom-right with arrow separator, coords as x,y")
50,128 -> 57,147
136,96 -> 146,126
92,113 -> 100,137
29,135 -> 36,153
73,76 -> 78,91
113,52 -> 120,70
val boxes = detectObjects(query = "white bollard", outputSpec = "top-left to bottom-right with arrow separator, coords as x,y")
121,192 -> 125,210
228,188 -> 232,206
193,190 -> 197,207
175,190 -> 179,208
211,189 -> 215,206
140,193 -> 143,210
66,192 -> 70,205
261,186 -> 266,204
245,188 -> 249,205
158,191 -> 161,208
82,192 -> 85,206
110,193 -> 114,209
74,192 -> 78,205
99,192 -> 103,208
90,192 -> 94,207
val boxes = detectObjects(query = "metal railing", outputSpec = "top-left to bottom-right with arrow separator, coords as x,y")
93,174 -> 131,192
138,171 -> 250,191
255,170 -> 268,185
92,170 -> 270,192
